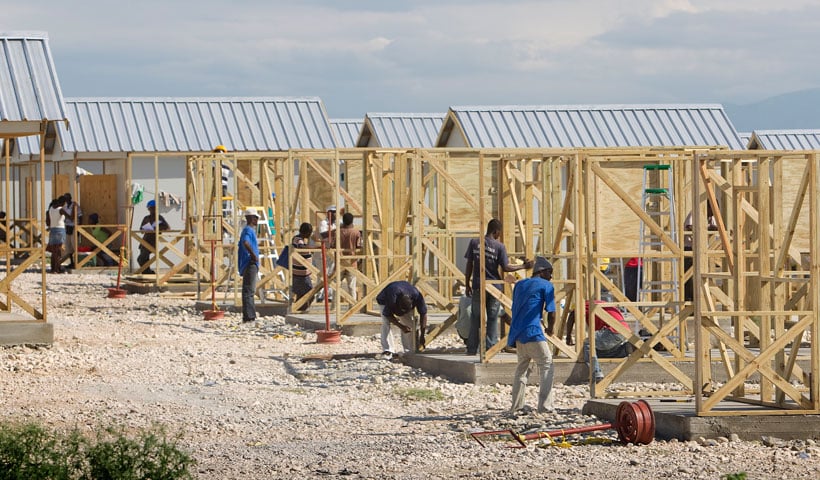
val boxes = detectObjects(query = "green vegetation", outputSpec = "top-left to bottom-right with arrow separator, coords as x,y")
282,387 -> 308,395
722,473 -> 747,480
0,422 -> 194,480
394,387 -> 445,401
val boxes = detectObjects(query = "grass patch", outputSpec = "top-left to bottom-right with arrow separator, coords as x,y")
722,473 -> 747,480
394,387 -> 445,401
0,422 -> 194,480
282,387 -> 308,395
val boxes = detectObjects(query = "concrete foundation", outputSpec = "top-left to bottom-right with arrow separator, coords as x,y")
0,319 -> 54,345
401,353 -> 815,386
583,398 -> 820,441
193,300 -> 287,318
285,312 -> 453,337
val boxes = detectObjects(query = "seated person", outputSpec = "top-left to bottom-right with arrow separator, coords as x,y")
137,200 -> 170,274
566,300 -> 633,382
89,213 -> 118,267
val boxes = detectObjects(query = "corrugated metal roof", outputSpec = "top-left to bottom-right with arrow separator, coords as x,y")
748,129 -> 820,150
738,132 -> 752,148
441,104 -> 744,149
0,31 -> 68,126
330,118 -> 362,148
53,97 -> 335,154
359,113 -> 445,148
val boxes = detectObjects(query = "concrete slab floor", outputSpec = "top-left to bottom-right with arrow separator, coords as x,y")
583,398 -> 820,441
284,312 -> 453,337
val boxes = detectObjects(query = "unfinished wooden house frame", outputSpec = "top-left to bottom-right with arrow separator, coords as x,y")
1,31 -> 68,344
201,146 -> 817,416
692,151 -> 819,415
185,152 -> 289,302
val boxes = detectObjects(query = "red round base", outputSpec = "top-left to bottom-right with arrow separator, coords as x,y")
316,329 -> 342,344
203,310 -> 224,321
107,288 -> 127,299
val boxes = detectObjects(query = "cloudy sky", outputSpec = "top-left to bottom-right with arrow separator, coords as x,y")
4,0 -> 820,118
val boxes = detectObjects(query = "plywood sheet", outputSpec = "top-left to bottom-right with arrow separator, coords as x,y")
79,174 -> 118,227
52,174 -> 69,199
593,162 -> 646,253
444,157 -> 496,231
779,156 -> 810,252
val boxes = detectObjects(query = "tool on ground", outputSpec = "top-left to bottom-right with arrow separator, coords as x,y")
471,399 -> 655,448
316,240 -> 341,343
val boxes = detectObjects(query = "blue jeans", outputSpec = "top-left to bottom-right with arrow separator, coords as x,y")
467,292 -> 501,354
583,329 -> 630,379
241,263 -> 258,321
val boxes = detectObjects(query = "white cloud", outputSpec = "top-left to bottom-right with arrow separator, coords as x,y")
3,0 -> 820,115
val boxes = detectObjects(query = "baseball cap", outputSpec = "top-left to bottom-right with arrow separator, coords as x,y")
532,256 -> 553,274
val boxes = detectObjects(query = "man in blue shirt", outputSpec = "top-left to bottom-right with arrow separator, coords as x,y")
238,209 -> 260,323
464,218 -> 532,354
506,256 -> 556,413
376,281 -> 428,360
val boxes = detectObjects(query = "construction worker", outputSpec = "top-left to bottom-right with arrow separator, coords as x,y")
566,301 -> 632,382
137,199 -> 170,274
239,208 -> 260,323
213,145 -> 231,204
505,256 -> 556,414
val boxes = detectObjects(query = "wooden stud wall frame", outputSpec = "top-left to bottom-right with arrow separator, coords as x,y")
180,147 -> 820,416
692,151 -> 820,415
0,124 -> 48,324
186,153 -> 288,302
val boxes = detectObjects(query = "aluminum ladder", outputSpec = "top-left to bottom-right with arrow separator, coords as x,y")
637,164 -> 680,307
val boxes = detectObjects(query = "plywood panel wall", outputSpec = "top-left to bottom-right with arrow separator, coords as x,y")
779,156 -> 810,252
79,174 -> 118,226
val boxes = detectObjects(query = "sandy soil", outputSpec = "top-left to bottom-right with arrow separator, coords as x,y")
2,271 -> 819,479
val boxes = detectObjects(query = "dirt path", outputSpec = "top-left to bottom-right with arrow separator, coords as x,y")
1,272 -> 819,479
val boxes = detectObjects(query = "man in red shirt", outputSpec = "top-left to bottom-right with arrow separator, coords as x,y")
331,212 -> 362,302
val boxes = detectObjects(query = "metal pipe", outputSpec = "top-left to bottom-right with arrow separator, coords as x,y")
472,423 -> 613,448
321,241 -> 330,331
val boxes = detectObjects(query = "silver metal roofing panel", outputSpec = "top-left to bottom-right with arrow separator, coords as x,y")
0,31 -> 68,126
362,113 -> 445,148
55,97 -> 335,153
445,104 -> 744,149
330,119 -> 362,148
738,132 -> 752,149
749,130 -> 820,150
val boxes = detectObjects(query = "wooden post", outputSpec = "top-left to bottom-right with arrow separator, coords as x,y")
478,152 -> 487,362
693,154 -> 707,412
810,152 -> 820,409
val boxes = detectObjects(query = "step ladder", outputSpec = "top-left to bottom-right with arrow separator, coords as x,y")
221,195 -> 234,219
637,164 -> 680,307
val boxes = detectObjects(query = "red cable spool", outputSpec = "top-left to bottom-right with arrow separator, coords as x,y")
616,399 -> 655,445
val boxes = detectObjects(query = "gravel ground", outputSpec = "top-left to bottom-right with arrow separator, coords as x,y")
2,271 -> 820,479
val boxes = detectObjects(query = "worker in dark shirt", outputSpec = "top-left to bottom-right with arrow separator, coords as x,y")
376,281 -> 428,359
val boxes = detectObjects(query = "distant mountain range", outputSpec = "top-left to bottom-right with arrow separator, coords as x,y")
724,88 -> 820,132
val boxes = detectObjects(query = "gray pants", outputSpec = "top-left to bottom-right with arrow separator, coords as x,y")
380,311 -> 415,354
241,263 -> 258,321
510,340 -> 554,413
